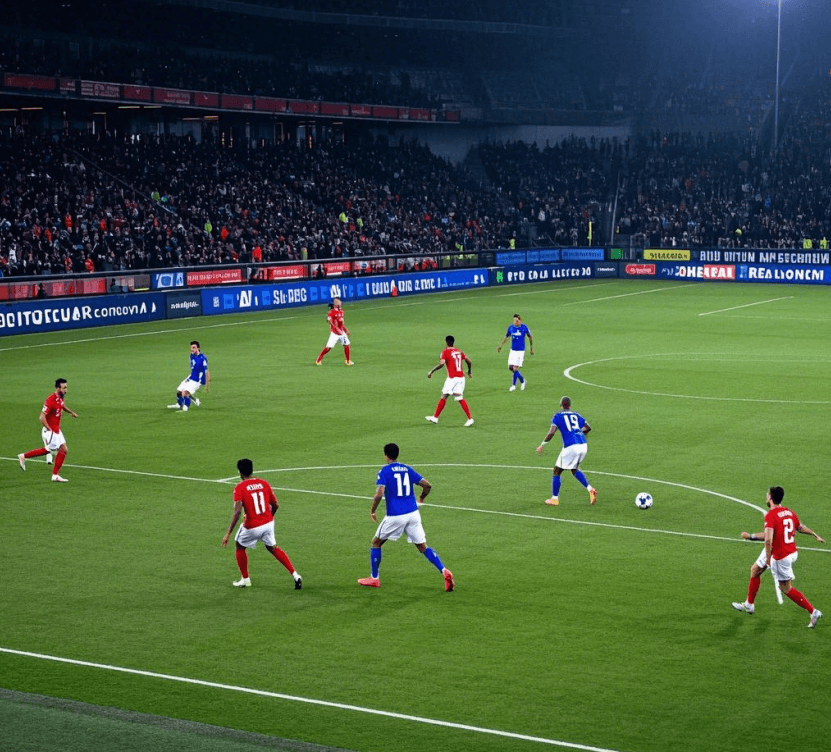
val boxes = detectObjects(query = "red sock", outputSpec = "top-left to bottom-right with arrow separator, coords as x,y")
786,587 -> 813,613
747,576 -> 761,604
344,345 -> 351,361
271,546 -> 296,574
317,347 -> 330,362
459,399 -> 472,419
24,448 -> 49,459
235,548 -> 249,578
434,398 -> 447,418
53,448 -> 66,475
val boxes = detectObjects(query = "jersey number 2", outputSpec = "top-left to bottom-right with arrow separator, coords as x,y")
782,518 -> 795,545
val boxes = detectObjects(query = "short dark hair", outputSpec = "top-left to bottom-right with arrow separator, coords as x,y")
237,458 -> 254,477
513,313 -> 521,319
55,378 -> 67,388
191,340 -> 200,349
445,335 -> 455,346
384,443 -> 400,460
560,396 -> 571,409
769,486 -> 785,505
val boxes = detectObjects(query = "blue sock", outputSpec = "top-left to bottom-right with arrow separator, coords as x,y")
177,396 -> 183,406
551,475 -> 562,497
517,371 -> 524,383
512,371 -> 519,385
370,547 -> 382,578
184,397 -> 191,407
423,547 -> 445,572
574,470 -> 589,488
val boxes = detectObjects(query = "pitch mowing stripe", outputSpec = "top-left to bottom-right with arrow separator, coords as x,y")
0,648 -> 624,752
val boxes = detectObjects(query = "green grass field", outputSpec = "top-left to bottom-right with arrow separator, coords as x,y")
1,278 -> 829,752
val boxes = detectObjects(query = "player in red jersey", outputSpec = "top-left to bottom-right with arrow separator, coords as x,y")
315,297 -> 353,365
221,458 -> 302,589
426,335 -> 474,426
18,378 -> 78,482
732,486 -> 824,627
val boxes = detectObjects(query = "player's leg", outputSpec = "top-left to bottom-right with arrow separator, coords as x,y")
234,542 -> 250,580
416,541 -> 454,591
19,447 -> 49,470
359,538 -> 385,587
547,467 -> 563,505
570,466 -> 597,504
734,556 -> 765,613
316,346 -> 331,363
427,395 -> 448,422
265,544 -> 302,588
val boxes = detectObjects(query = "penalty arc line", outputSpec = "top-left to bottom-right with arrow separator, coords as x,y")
0,647 -> 625,752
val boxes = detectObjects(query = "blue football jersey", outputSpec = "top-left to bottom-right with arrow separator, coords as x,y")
190,353 -> 209,384
506,323 -> 531,351
376,462 -> 423,516
552,410 -> 587,447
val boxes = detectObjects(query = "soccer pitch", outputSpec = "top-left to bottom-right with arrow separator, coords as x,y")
1,278 -> 829,752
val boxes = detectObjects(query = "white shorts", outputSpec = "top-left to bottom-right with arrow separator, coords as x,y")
326,332 -> 350,348
442,376 -> 466,398
235,520 -> 277,549
770,551 -> 798,582
375,509 -> 427,545
177,378 -> 202,395
41,427 -> 66,452
508,350 -> 525,368
556,443 -> 588,470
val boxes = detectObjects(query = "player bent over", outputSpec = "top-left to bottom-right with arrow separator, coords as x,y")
221,458 -> 302,590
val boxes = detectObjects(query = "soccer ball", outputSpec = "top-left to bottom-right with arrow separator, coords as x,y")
635,492 -> 653,509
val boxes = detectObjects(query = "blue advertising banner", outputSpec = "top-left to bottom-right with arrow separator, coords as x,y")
489,263 -> 596,286
152,271 -> 185,289
495,249 -> 562,265
657,262 -> 830,285
699,250 -> 831,266
0,293 -> 167,336
199,269 -> 489,315
561,248 -> 604,261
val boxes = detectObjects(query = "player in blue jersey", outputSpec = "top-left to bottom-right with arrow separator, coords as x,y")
358,443 -> 455,592
497,314 -> 534,391
168,340 -> 210,412
536,396 -> 597,506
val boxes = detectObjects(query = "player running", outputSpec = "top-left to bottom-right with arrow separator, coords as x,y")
18,377 -> 78,482
426,335 -> 474,426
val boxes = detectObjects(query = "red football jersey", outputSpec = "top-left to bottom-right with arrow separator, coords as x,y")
234,477 -> 278,529
765,506 -> 800,559
42,392 -> 65,432
440,347 -> 467,378
328,307 -> 345,334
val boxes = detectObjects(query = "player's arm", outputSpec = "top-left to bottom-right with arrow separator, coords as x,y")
416,478 -> 431,504
427,361 -> 443,378
204,367 -> 211,393
740,531 -> 765,542
39,411 -> 50,430
64,405 -> 78,418
527,330 -> 534,354
221,500 -> 244,547
797,523 -> 825,544
497,335 -> 508,352
270,488 -> 279,515
537,424 -> 559,453
464,355 -> 472,377
581,421 -> 591,435
370,485 -> 384,522
763,526 -> 774,567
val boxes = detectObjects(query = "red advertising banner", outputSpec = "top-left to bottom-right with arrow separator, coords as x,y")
123,85 -> 152,101
444,110 -> 461,122
624,264 -> 656,276
311,261 -> 352,276
221,94 -> 253,110
265,265 -> 307,280
81,81 -> 121,99
289,100 -> 320,114
372,105 -> 399,119
153,88 -> 192,106
398,108 -> 410,120
3,73 -> 56,91
82,278 -> 107,295
320,102 -> 349,116
254,97 -> 287,113
408,108 -> 431,121
350,104 -> 371,117
186,269 -> 243,287
194,92 -> 219,107
352,260 -> 387,274
59,78 -> 77,94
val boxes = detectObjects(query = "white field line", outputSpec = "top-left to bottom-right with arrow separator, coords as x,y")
9,457 -> 827,552
698,296 -> 793,317
562,283 -> 698,305
0,647 -> 625,752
